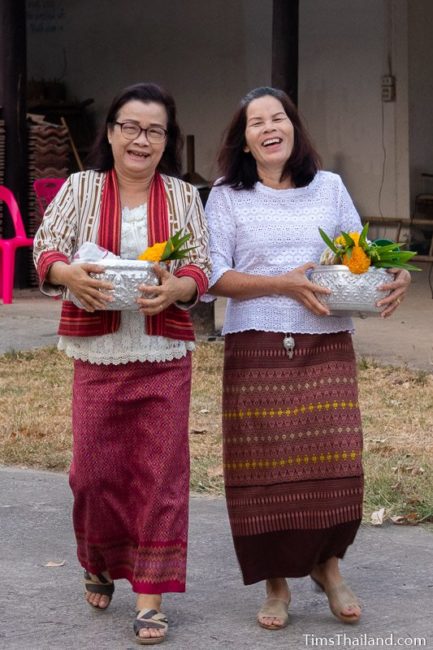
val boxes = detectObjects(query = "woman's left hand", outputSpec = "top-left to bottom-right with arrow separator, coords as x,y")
376,268 -> 411,318
137,264 -> 196,315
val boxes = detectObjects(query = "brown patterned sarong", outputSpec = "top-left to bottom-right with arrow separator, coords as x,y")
223,331 -> 363,584
70,354 -> 191,594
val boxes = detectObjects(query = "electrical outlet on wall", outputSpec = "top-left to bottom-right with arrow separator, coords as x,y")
381,75 -> 396,102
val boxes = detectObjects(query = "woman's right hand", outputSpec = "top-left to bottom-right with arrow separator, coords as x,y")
274,262 -> 331,316
49,262 -> 114,312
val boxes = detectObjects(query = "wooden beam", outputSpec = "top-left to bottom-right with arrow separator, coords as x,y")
0,0 -> 29,286
272,0 -> 299,104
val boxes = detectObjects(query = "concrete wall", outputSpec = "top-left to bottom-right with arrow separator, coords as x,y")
408,0 -> 433,205
26,0 -> 273,180
299,0 -> 410,220
24,0 -> 433,222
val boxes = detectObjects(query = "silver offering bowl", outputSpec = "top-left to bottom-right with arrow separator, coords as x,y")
70,259 -> 160,310
310,265 -> 390,318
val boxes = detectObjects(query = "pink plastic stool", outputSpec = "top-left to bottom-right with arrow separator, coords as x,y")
33,177 -> 66,221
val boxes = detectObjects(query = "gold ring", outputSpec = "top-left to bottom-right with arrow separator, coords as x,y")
396,298 -> 401,304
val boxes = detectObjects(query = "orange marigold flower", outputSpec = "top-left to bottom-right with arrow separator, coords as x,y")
342,246 -> 371,274
335,232 -> 361,247
137,241 -> 167,262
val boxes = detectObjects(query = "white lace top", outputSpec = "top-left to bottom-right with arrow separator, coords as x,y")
58,203 -> 194,364
205,171 -> 362,335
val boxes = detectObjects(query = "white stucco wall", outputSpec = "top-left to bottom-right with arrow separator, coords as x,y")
26,0 -> 272,180
299,0 -> 410,220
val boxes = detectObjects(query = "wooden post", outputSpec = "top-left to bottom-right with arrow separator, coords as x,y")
60,116 -> 84,171
181,135 -> 215,336
272,0 -> 299,105
190,300 -> 217,339
0,0 -> 29,286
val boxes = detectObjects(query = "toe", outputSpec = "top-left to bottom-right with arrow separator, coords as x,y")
139,628 -> 163,639
86,592 -> 109,609
342,604 -> 361,617
86,593 -> 97,606
259,615 -> 283,627
98,595 -> 110,609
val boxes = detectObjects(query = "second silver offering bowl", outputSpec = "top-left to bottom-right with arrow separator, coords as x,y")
310,265 -> 390,317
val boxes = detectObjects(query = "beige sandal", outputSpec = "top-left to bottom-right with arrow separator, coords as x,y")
134,608 -> 168,645
311,576 -> 361,624
257,596 -> 290,630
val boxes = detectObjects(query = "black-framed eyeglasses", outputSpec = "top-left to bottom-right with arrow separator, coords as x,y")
113,121 -> 167,144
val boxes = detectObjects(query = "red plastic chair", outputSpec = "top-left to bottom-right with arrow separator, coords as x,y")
33,177 -> 66,221
0,186 -> 34,304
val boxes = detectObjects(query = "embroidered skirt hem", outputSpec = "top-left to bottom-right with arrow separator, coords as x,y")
231,519 -> 361,584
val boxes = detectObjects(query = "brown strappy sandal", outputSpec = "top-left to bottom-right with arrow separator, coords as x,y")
83,570 -> 115,610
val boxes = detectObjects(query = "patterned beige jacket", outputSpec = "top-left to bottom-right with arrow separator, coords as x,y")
33,170 -> 211,296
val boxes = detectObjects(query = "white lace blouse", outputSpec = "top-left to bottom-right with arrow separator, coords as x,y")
58,203 -> 195,364
205,171 -> 363,335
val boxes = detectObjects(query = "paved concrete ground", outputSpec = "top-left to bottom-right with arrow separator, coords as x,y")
0,289 -> 61,353
0,262 -> 432,368
352,263 -> 433,371
0,466 -> 432,650
0,269 -> 432,649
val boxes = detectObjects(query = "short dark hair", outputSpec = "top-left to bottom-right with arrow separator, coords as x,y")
217,86 -> 321,189
86,82 -> 183,176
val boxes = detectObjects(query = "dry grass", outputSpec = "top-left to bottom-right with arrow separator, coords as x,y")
0,345 -> 225,490
188,342 -> 224,494
0,344 -> 432,522
358,358 -> 433,523
0,348 -> 73,469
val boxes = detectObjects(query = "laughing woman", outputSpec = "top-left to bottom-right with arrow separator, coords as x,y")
205,86 -> 410,631
33,82 -> 210,645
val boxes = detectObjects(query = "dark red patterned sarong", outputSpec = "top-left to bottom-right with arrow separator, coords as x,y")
70,354 -> 191,594
223,331 -> 363,584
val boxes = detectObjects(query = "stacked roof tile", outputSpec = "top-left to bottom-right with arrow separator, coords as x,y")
28,119 -> 71,284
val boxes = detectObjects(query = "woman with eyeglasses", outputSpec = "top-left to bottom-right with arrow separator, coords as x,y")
33,82 -> 210,645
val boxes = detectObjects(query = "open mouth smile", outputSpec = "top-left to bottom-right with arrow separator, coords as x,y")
262,137 -> 282,147
128,150 -> 150,159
